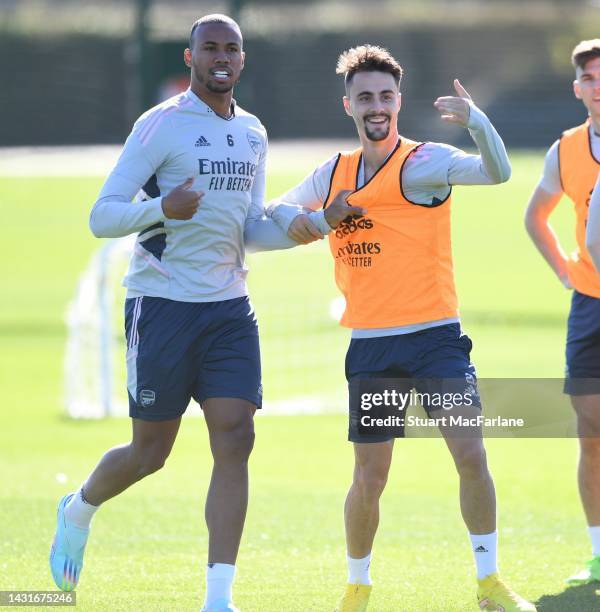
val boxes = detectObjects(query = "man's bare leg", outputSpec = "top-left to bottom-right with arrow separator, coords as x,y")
440,417 -> 535,610
567,394 -> 600,584
439,415 -> 497,584
82,417 -> 182,505
201,397 -> 256,607
572,395 -> 600,526
344,441 -> 394,579
442,432 -> 496,535
49,417 -> 181,591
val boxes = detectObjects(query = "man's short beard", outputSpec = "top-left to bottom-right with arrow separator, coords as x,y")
193,67 -> 236,94
206,80 -> 234,93
365,125 -> 390,141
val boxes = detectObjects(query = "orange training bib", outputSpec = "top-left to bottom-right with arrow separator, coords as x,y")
559,119 -> 600,298
325,138 -> 459,328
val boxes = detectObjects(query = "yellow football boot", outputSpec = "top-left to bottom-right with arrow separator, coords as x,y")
477,573 -> 536,611
335,583 -> 372,612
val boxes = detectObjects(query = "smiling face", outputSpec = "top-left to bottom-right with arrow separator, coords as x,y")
184,22 -> 244,96
574,56 -> 600,119
343,71 -> 401,142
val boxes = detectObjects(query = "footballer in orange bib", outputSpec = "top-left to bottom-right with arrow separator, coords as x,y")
268,45 -> 536,611
525,39 -> 600,585
559,119 -> 600,297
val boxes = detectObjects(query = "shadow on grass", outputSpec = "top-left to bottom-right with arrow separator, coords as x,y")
536,582 -> 599,611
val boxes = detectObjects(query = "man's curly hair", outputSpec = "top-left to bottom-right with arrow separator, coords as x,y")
571,39 -> 600,71
336,45 -> 403,90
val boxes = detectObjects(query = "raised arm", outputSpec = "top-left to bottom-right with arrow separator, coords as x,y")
586,171 -> 600,272
433,79 -> 511,185
524,142 -> 572,288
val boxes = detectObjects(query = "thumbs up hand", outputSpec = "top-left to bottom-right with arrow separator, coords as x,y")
433,79 -> 473,128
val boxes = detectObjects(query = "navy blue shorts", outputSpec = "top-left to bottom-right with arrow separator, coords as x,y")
125,296 -> 262,421
345,323 -> 479,443
564,290 -> 600,396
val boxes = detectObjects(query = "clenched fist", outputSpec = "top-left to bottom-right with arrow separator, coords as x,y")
288,214 -> 324,244
161,178 -> 204,220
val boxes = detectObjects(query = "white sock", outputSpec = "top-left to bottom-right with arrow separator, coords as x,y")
347,553 -> 372,585
64,487 -> 99,529
469,531 -> 498,580
589,526 -> 600,557
204,563 -> 235,605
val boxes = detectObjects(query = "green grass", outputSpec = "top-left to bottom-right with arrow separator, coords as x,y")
1,153 -> 598,610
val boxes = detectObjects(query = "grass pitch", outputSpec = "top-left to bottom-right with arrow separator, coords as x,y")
1,152 -> 598,610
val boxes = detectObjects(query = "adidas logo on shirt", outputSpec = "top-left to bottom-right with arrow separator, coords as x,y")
195,136 -> 211,147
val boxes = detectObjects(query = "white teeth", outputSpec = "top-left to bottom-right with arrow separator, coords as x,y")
213,71 -> 229,77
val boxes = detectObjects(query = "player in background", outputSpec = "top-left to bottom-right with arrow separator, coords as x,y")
525,39 -> 600,586
49,14 -> 309,611
267,45 -> 536,611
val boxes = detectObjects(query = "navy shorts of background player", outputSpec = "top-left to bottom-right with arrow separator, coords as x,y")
564,290 -> 600,395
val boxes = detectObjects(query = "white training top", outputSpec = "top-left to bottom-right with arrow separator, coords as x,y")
90,88 -> 295,303
538,123 -> 600,195
266,102 -> 511,338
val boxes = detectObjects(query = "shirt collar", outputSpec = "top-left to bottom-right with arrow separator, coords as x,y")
186,89 -> 236,120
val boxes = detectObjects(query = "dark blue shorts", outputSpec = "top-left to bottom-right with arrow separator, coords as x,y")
564,290 -> 600,396
125,296 -> 262,421
345,323 -> 479,443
